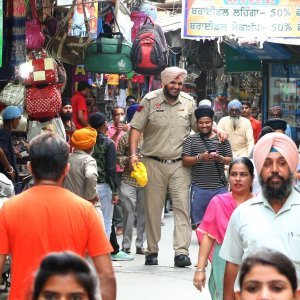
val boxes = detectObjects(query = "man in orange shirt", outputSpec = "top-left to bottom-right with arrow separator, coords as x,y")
0,134 -> 116,300
241,101 -> 261,144
71,81 -> 90,129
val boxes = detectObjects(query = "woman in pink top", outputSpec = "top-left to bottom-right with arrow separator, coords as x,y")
193,157 -> 255,300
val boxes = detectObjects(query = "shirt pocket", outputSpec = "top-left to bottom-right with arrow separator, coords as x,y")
288,232 -> 300,263
149,111 -> 169,127
177,111 -> 190,127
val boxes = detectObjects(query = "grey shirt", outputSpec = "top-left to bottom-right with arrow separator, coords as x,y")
63,149 -> 98,201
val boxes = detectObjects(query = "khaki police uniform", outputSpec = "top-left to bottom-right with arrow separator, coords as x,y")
130,88 -> 197,256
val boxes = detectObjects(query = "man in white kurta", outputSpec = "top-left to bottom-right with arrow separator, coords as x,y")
217,99 -> 254,158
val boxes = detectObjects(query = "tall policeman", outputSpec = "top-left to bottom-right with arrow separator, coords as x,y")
129,67 -> 196,267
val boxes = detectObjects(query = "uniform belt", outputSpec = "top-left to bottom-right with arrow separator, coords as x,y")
147,156 -> 182,164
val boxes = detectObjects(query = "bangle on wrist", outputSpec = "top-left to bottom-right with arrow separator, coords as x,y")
129,154 -> 137,158
5,166 -> 14,173
195,268 -> 206,273
196,153 -> 201,162
219,156 -> 224,163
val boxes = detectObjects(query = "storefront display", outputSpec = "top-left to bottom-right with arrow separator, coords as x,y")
269,63 -> 300,142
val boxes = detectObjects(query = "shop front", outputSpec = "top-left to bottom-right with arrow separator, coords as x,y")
268,63 -> 300,144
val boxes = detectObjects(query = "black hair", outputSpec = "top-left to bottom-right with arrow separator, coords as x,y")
33,252 -> 97,300
89,112 -> 106,129
29,134 -> 69,181
229,157 -> 254,178
126,95 -> 137,102
241,101 -> 251,108
112,106 -> 125,116
77,81 -> 90,91
258,126 -> 275,140
239,248 -> 297,292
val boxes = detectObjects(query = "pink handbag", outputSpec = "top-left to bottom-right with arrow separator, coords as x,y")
26,0 -> 45,50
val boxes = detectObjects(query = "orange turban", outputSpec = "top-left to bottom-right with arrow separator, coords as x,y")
71,127 -> 97,150
253,132 -> 298,174
161,67 -> 187,86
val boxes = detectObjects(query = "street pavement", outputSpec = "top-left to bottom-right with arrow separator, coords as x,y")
0,211 -> 212,300
114,211 -> 212,300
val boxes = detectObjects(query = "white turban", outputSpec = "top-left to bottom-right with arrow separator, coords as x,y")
161,67 -> 187,86
253,132 -> 299,174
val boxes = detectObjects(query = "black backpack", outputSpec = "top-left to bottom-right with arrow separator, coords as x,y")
131,17 -> 168,75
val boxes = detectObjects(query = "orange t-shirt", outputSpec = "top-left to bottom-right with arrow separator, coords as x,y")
250,116 -> 262,144
0,185 -> 112,300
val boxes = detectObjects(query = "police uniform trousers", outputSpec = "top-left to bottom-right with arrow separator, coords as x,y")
142,157 -> 192,256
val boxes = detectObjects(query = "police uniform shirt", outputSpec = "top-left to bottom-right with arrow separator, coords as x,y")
130,88 -> 197,159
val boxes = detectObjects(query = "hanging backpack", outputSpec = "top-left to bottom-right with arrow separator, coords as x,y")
131,17 -> 168,75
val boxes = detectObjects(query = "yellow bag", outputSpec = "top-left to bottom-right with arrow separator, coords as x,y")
131,162 -> 148,187
107,74 -> 119,86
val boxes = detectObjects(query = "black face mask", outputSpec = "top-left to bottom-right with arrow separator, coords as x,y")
61,112 -> 73,121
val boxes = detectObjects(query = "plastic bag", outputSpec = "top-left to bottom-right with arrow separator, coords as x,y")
131,162 -> 148,187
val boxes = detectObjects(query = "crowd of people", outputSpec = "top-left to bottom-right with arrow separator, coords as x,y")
0,66 -> 300,300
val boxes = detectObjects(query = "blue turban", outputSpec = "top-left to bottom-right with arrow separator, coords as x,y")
2,106 -> 23,120
126,104 -> 139,123
227,99 -> 242,111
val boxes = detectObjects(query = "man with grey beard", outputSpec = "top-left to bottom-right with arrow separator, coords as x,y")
217,99 -> 254,158
219,132 -> 300,300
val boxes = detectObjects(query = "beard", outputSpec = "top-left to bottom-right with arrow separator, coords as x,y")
230,116 -> 241,130
60,112 -> 73,121
163,86 -> 179,100
259,172 -> 293,203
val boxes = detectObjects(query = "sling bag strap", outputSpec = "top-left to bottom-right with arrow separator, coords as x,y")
199,134 -> 227,186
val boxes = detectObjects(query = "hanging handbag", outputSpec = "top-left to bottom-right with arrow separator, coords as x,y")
23,50 -> 59,85
26,0 -> 46,50
85,6 -> 132,74
0,80 -> 26,107
85,32 -> 132,74
46,0 -> 92,66
25,84 -> 62,119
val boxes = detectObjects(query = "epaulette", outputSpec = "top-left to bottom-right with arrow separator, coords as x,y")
180,91 -> 194,101
144,90 -> 160,101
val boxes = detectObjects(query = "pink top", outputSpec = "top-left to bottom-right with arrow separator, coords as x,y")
196,192 -> 237,261
108,124 -> 125,172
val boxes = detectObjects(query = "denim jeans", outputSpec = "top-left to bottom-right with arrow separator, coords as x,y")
190,184 -> 228,226
97,183 -> 113,238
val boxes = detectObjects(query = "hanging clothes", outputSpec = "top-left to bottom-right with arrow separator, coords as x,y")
4,0 -> 26,66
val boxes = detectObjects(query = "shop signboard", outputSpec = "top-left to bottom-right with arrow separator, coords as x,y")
224,44 -> 262,73
271,63 -> 300,78
72,65 -> 89,94
182,0 -> 300,40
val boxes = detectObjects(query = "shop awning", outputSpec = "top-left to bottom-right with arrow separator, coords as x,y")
156,14 -> 181,32
224,39 -> 292,60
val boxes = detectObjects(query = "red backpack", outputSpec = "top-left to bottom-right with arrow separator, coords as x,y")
131,17 -> 168,75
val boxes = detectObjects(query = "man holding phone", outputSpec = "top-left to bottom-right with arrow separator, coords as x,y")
182,105 -> 233,229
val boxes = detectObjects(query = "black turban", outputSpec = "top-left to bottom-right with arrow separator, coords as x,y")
194,105 -> 214,120
264,118 -> 287,132
62,97 -> 71,108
